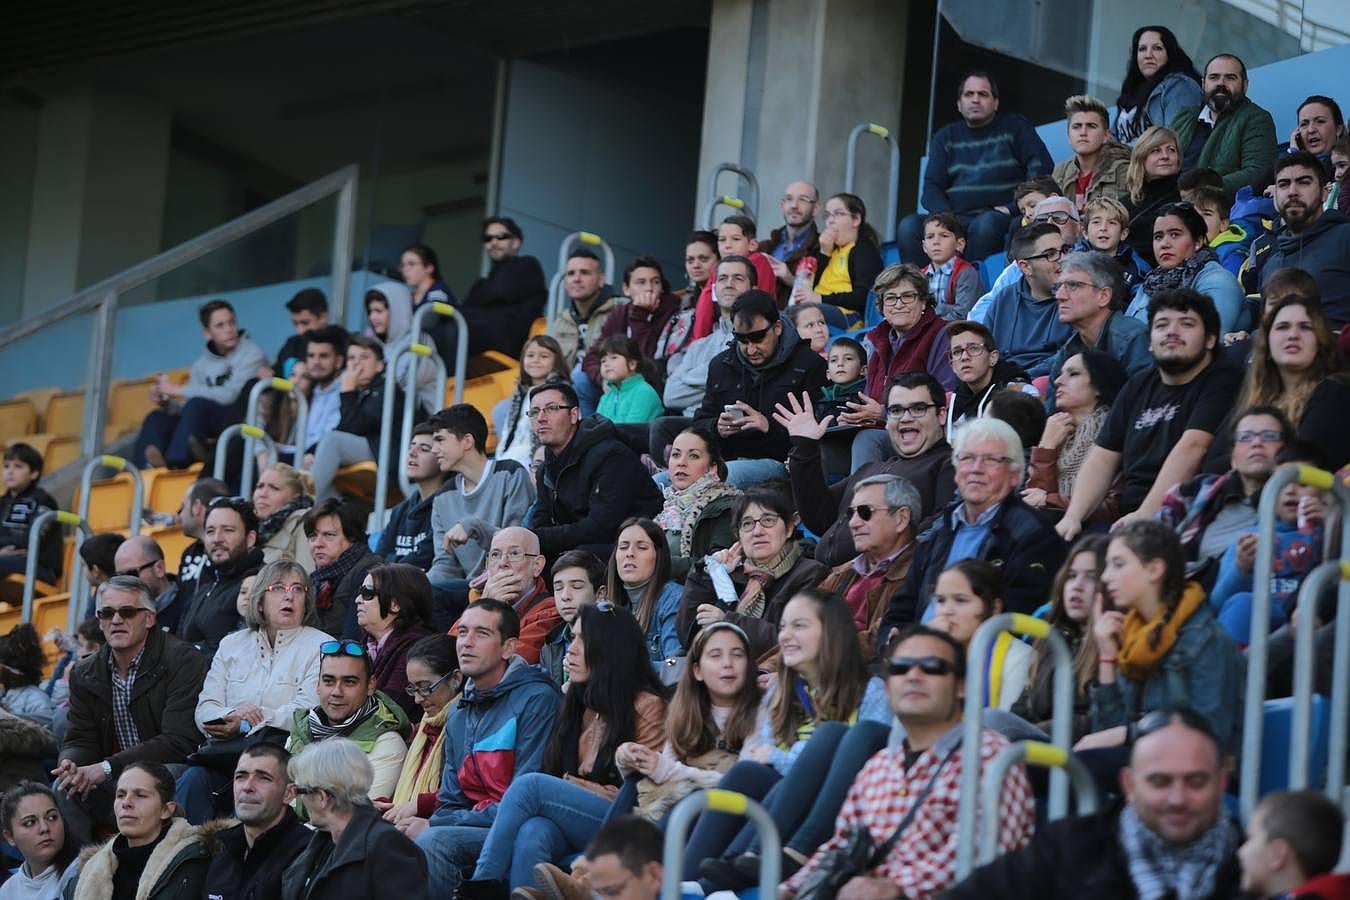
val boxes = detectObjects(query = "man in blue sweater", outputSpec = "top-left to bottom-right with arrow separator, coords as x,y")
983,224 -> 1074,378
899,71 -> 1053,266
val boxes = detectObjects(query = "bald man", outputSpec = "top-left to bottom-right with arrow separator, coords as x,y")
447,527 -> 561,664
761,179 -> 822,305
112,535 -> 181,632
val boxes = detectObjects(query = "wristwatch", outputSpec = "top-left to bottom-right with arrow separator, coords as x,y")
100,760 -> 113,780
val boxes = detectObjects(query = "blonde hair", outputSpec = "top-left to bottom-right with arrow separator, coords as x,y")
1083,196 -> 1129,227
1064,94 -> 1110,128
1127,126 -> 1181,203
261,462 -> 315,500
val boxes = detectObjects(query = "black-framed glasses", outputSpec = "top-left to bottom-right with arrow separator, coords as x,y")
733,326 -> 772,344
293,785 -> 324,797
115,560 -> 158,579
482,232 -> 513,243
886,402 -> 936,420
526,403 -> 575,419
887,655 -> 957,677
95,605 -> 149,621
847,504 -> 898,522
405,670 -> 458,697
738,513 -> 783,532
319,640 -> 366,658
1234,429 -> 1283,444
947,344 -> 988,361
1022,244 -> 1073,263
880,290 -> 924,309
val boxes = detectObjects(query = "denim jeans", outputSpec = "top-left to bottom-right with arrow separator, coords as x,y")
136,397 -> 236,468
416,824 -> 489,895
175,764 -> 232,825
849,429 -> 895,472
681,761 -> 781,880
472,772 -> 612,888
898,209 -> 1011,266
572,363 -> 601,418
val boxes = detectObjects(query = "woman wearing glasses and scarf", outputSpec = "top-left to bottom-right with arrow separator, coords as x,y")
175,559 -> 333,824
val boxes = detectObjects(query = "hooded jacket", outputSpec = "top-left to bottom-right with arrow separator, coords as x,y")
693,317 -> 828,461
375,479 -> 450,570
202,808 -> 310,900
1260,210 -> 1350,330
181,333 -> 268,407
364,281 -> 441,413
530,417 -> 665,557
278,806 -> 428,900
580,291 -> 682,385
461,254 -> 548,356
178,546 -> 267,658
67,818 -> 211,900
428,655 -> 561,828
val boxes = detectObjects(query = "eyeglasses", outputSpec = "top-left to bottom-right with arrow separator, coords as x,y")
880,290 -> 923,309
293,785 -> 324,797
955,452 -> 1014,468
115,560 -> 158,579
487,548 -> 539,564
1033,211 -> 1078,225
847,504 -> 898,521
824,209 -> 855,220
95,606 -> 149,621
733,326 -> 773,344
1235,429 -> 1283,444
887,656 -> 957,677
406,670 -> 458,697
947,344 -> 988,361
266,582 -> 307,597
356,584 -> 379,601
885,402 -> 936,420
482,232 -> 513,243
1022,245 -> 1073,263
1051,279 -> 1093,294
319,640 -> 366,658
526,403 -> 575,419
738,513 -> 783,532
592,873 -> 636,899
781,194 -> 817,205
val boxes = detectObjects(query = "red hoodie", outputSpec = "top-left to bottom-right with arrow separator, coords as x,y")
1289,873 -> 1350,900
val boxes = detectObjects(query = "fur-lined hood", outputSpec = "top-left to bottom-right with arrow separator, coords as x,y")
70,818 -> 210,900
0,710 -> 56,756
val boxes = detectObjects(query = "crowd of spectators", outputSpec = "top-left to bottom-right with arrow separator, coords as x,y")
5,24 -> 1350,900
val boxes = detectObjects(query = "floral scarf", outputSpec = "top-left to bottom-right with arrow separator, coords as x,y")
1057,406 -> 1108,498
655,472 -> 740,558
1140,245 -> 1219,297
256,495 -> 313,546
736,543 -> 803,618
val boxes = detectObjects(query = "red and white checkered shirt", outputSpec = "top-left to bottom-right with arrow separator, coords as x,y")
786,727 -> 1035,900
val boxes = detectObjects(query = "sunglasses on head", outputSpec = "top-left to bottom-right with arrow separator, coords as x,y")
320,640 -> 366,658
887,655 -> 957,677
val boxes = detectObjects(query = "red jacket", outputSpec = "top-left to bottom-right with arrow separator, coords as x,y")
1290,873 -> 1350,899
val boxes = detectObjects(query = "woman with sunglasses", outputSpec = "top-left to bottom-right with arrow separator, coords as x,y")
176,560 -> 333,824
1075,521 -> 1242,760
68,762 -> 210,900
684,590 -> 890,886
605,519 -> 686,670
375,634 -> 460,838
1126,202 -> 1246,334
0,782 -> 81,900
677,487 -> 829,660
469,603 -> 666,892
1012,535 -> 1108,740
354,564 -> 435,722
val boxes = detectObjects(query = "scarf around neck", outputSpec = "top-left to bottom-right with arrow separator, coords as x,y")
392,695 -> 455,805
1057,406 -> 1108,497
305,694 -> 379,742
655,472 -> 739,557
312,542 -> 367,611
1141,245 -> 1219,297
1116,581 -> 1207,682
256,495 -> 313,546
736,542 -> 802,618
1118,803 -> 1239,900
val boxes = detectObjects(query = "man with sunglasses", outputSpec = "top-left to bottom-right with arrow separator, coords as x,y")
979,223 -> 1075,378
55,575 -> 208,845
692,289 -> 827,486
460,216 -> 547,357
946,709 -> 1244,900
782,625 -> 1033,900
112,535 -> 181,633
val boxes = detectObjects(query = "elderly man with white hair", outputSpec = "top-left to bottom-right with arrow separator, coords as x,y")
875,417 -> 1065,655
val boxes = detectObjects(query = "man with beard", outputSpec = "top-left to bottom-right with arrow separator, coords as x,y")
1057,288 -> 1242,541
760,180 -> 822,306
1259,152 -> 1350,330
1170,53 -> 1276,195
178,497 -> 265,657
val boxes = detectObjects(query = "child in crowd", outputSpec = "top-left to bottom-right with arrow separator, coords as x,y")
595,335 -> 665,424
1239,790 -> 1350,899
1329,134 -> 1349,214
815,337 -> 868,422
1006,177 -> 1062,249
1082,197 -> 1151,288
539,550 -> 605,686
691,216 -> 778,340
0,443 -> 60,585
0,623 -> 54,728
494,334 -> 570,469
922,212 -> 982,320
1185,185 -> 1250,277
787,302 -> 831,356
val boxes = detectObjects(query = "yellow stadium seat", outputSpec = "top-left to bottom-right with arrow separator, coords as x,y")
44,436 -> 82,473
528,317 -> 547,338
72,473 -> 139,533
146,464 -> 202,515
12,387 -> 62,428
45,390 -> 85,437
0,602 -> 19,636
0,399 -> 38,438
332,462 -> 404,508
445,351 -> 520,455
109,378 -> 160,436
33,592 -> 71,637
143,525 -> 194,575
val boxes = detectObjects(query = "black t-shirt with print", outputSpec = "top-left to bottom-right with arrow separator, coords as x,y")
1096,359 -> 1242,512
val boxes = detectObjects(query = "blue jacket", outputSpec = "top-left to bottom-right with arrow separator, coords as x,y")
1111,71 -> 1204,144
1045,311 -> 1152,411
1260,210 -> 1350,331
1127,260 -> 1248,335
983,277 -> 1072,377
922,113 -> 1053,215
642,581 -> 685,665
428,655 -> 561,827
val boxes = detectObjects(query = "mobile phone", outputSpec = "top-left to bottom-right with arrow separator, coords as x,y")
723,403 -> 747,421
203,717 -> 226,726
1097,590 -> 1115,613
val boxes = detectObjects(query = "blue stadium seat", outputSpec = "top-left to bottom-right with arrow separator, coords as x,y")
1260,695 -> 1330,795
979,251 -> 1008,290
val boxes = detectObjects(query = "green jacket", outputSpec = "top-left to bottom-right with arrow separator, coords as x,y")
288,691 -> 410,821
66,819 -> 210,900
1169,97 -> 1276,194
596,373 -> 665,424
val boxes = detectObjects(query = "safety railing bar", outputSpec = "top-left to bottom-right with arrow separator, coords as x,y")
214,424 -> 279,484
76,455 -> 146,539
1290,561 -> 1350,790
843,123 -> 901,244
394,342 -> 447,497
661,790 -> 779,900
22,511 -> 93,625
706,162 -> 760,227
978,741 -> 1099,864
546,232 -> 616,330
242,378 -> 309,497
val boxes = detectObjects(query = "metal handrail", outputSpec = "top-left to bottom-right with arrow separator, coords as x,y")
1241,464 -> 1350,820
844,122 -> 900,244
241,377 -> 309,495
662,790 -> 779,900
372,301 -> 466,526
978,741 -> 1098,865
702,194 -> 750,231
391,340 -> 447,497
546,232 -> 617,325
1288,560 -> 1350,793
69,455 -> 145,613
214,424 -> 280,486
957,613 -> 1074,878
22,511 -> 92,628
0,165 -> 357,464
705,162 -> 760,225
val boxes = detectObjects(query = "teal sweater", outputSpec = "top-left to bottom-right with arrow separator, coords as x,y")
597,373 -> 665,423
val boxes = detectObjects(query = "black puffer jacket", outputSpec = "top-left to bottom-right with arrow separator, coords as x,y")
530,416 -> 664,557
179,546 -> 266,658
202,809 -> 310,900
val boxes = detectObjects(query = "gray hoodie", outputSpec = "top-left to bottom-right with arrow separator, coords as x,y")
365,280 -> 441,412
180,332 -> 267,406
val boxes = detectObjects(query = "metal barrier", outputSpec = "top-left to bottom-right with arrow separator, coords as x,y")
76,455 -> 145,537
21,510 -> 93,629
662,789 -> 780,900
704,162 -> 760,228
979,741 -> 1099,865
545,232 -> 617,324
956,613 -> 1075,878
1289,560 -> 1350,794
372,301 -> 466,527
214,424 -> 279,486
240,377 -> 309,497
844,122 -> 900,244
1241,464 -> 1350,820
